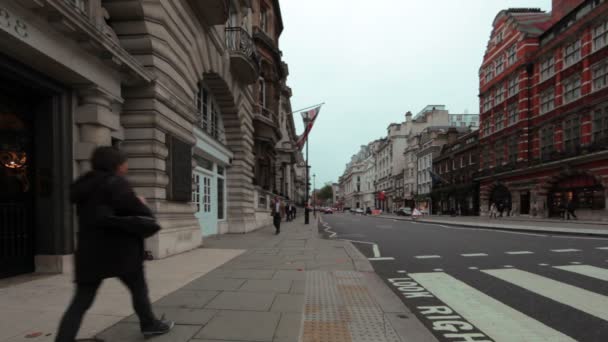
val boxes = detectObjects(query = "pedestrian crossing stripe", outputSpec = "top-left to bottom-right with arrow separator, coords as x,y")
483,268 -> 608,322
555,265 -> 608,282
409,272 -> 575,342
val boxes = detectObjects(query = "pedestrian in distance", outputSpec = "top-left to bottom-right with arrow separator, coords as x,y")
285,202 -> 292,222
55,146 -> 173,342
292,205 -> 297,220
559,201 -> 567,220
412,207 -> 422,221
489,203 -> 497,219
497,202 -> 504,218
566,200 -> 577,220
271,196 -> 285,235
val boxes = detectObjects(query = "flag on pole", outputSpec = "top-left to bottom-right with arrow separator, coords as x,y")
296,106 -> 322,150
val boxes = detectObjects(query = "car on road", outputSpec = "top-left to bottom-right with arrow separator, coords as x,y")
396,207 -> 412,216
355,208 -> 364,214
322,208 -> 334,214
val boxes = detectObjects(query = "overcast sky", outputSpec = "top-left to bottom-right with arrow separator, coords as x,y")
280,0 -> 551,188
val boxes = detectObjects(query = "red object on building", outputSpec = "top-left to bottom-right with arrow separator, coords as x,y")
477,0 -> 608,219
377,191 -> 386,201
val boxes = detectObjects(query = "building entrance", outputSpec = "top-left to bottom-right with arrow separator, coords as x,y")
0,54 -> 73,278
0,87 -> 35,277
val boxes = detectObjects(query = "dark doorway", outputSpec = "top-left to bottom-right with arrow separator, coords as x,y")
0,54 -> 72,278
0,89 -> 35,277
520,191 -> 530,215
490,184 -> 512,215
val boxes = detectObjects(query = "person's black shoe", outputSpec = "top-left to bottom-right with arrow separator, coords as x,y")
141,316 -> 174,336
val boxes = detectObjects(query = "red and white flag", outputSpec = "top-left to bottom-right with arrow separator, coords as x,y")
296,106 -> 322,150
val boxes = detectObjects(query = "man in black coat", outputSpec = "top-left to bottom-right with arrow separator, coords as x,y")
55,147 -> 173,341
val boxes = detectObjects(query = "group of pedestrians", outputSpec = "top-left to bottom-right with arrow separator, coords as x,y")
489,200 -> 577,220
270,197 -> 298,235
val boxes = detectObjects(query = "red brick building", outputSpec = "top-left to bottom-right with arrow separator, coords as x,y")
478,0 -> 608,219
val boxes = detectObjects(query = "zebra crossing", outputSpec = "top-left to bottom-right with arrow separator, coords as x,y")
389,263 -> 608,342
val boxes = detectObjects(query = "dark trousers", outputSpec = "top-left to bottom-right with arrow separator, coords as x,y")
567,209 -> 577,220
55,268 -> 156,342
273,214 -> 281,233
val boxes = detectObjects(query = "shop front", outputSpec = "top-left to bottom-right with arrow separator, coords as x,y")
548,175 -> 605,218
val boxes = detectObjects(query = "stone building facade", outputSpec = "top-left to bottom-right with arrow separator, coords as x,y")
478,0 -> 608,220
432,131 -> 480,216
0,0 -> 299,278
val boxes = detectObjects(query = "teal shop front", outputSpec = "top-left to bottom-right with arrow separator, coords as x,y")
193,127 -> 232,238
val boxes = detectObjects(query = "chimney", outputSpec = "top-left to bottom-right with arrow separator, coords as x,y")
405,111 -> 412,122
552,0 -> 585,23
447,127 -> 459,144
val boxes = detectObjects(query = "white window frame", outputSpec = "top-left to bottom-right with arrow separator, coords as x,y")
495,55 -> 505,75
485,66 -> 493,83
507,45 -> 517,65
592,59 -> 608,91
494,111 -> 505,131
197,84 -> 225,142
540,56 -> 555,81
593,20 -> 608,52
495,83 -> 506,104
563,76 -> 582,104
593,107 -> 608,142
508,103 -> 518,126
540,88 -> 555,114
508,76 -> 519,98
483,93 -> 493,112
564,39 -> 581,67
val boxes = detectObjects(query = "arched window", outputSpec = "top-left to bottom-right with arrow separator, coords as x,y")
196,83 -> 225,143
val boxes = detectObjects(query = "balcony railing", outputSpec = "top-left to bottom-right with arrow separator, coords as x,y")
226,27 -> 257,60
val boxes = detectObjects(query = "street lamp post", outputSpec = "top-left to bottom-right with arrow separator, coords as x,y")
313,174 -> 316,217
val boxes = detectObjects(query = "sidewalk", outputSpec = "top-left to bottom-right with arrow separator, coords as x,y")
0,248 -> 243,341
1,217 -> 435,342
374,213 -> 608,236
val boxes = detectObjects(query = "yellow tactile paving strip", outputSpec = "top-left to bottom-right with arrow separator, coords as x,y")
301,271 -> 400,342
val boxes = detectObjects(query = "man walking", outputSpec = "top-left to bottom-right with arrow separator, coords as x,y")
286,202 -> 293,221
55,147 -> 173,341
271,196 -> 285,234
566,200 -> 577,220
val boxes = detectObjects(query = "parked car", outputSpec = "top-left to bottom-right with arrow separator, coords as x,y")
323,208 -> 334,214
396,207 -> 412,216
355,208 -> 364,214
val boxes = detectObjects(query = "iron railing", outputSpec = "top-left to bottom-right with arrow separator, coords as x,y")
226,27 -> 257,60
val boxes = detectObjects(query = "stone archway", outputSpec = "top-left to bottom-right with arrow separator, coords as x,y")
203,72 -> 256,233
104,0 -> 259,244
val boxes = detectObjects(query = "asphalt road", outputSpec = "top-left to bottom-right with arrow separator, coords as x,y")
320,212 -> 608,342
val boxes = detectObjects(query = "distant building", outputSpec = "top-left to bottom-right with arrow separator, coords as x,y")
432,131 -> 480,216
449,114 -> 479,129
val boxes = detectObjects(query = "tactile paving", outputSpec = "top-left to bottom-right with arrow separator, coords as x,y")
301,271 -> 400,342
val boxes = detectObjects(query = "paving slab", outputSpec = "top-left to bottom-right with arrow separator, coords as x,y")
124,308 -> 218,326
273,270 -> 306,281
153,290 -> 219,309
227,269 -> 276,279
273,313 -> 303,342
181,277 -> 246,291
205,291 -> 276,311
239,279 -> 293,293
271,294 -> 305,313
195,310 -> 280,341
289,280 -> 305,294
96,323 -> 201,342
